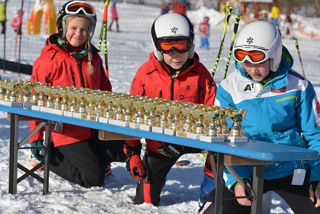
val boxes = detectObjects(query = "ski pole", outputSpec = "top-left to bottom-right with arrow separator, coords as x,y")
293,38 -> 305,77
98,0 -> 110,77
212,6 -> 233,77
2,0 -> 7,74
223,14 -> 241,79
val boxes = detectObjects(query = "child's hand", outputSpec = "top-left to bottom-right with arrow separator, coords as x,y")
235,182 -> 252,206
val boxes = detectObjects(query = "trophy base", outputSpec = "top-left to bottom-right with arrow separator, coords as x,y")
164,128 -> 176,136
218,134 -> 230,141
129,123 -> 141,129
23,101 -> 36,107
109,119 -> 129,127
39,106 -> 48,112
152,126 -> 164,134
176,131 -> 188,138
140,124 -> 152,131
87,115 -> 98,122
63,111 -> 73,117
31,105 -> 40,111
49,108 -> 64,115
200,135 -> 225,143
1,100 -> 23,107
99,117 -> 109,124
227,135 -> 249,143
73,112 -> 87,120
187,132 -> 201,140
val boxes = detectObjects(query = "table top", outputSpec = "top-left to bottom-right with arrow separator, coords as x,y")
1,104 -> 318,162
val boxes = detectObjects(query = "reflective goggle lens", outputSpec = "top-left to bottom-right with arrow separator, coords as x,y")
66,2 -> 95,15
234,49 -> 266,63
158,39 -> 190,53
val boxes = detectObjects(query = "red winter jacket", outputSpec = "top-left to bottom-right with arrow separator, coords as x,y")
110,5 -> 118,19
199,22 -> 209,38
29,33 -> 111,147
126,52 -> 216,152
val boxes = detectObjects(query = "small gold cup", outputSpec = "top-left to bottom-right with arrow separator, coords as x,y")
132,98 -> 145,124
122,98 -> 134,122
144,100 -> 156,126
203,107 -> 221,136
228,109 -> 247,137
155,102 -> 169,128
168,103 -> 182,131
191,107 -> 204,134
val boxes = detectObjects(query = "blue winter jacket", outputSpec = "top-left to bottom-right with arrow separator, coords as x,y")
216,46 -> 320,189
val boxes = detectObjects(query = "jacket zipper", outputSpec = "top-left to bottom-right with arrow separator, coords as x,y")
76,59 -> 86,87
69,67 -> 76,86
170,77 -> 174,100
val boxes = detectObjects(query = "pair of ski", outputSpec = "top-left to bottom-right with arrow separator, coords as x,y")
212,6 -> 242,80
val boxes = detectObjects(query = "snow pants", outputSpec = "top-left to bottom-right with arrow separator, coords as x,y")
108,18 -> 119,32
200,37 -> 209,49
199,171 -> 319,214
133,151 -> 180,205
49,130 -> 126,187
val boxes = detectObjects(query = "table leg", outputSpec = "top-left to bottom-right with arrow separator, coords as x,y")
9,113 -> 19,194
43,121 -> 51,195
251,165 -> 265,214
214,153 -> 224,214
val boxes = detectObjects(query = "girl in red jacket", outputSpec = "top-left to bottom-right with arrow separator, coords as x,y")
29,0 -> 126,188
124,13 -> 217,206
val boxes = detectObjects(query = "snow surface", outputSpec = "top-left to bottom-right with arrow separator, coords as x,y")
1,2 -> 320,214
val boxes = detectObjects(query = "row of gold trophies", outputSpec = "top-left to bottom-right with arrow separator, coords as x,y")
0,80 -> 248,142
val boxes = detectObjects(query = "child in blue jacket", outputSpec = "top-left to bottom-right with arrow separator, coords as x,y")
199,21 -> 320,214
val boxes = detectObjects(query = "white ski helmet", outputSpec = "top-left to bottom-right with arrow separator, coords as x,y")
233,21 -> 282,72
56,0 -> 96,42
151,13 -> 195,61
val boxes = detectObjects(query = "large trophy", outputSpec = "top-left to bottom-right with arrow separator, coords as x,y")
0,80 -> 5,103
216,108 -> 232,140
94,92 -> 106,120
122,97 -> 134,124
73,90 -> 87,119
3,81 -> 21,106
187,107 -> 205,140
140,99 -> 156,131
176,103 -> 194,137
152,102 -> 169,134
200,106 -> 225,142
50,87 -> 64,115
227,109 -> 248,142
164,102 -> 182,135
109,94 -> 130,127
129,97 -> 145,129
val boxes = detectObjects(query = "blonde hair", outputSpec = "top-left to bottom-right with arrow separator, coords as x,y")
66,16 -> 94,75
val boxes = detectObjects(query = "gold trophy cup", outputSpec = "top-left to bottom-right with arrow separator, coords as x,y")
227,109 -> 248,142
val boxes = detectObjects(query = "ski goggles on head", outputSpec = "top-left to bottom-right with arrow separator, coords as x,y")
233,48 -> 270,64
65,1 -> 95,17
157,37 -> 191,54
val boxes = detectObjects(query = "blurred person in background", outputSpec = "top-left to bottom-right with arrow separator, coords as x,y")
108,1 -> 120,32
199,16 -> 210,49
271,4 -> 281,27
